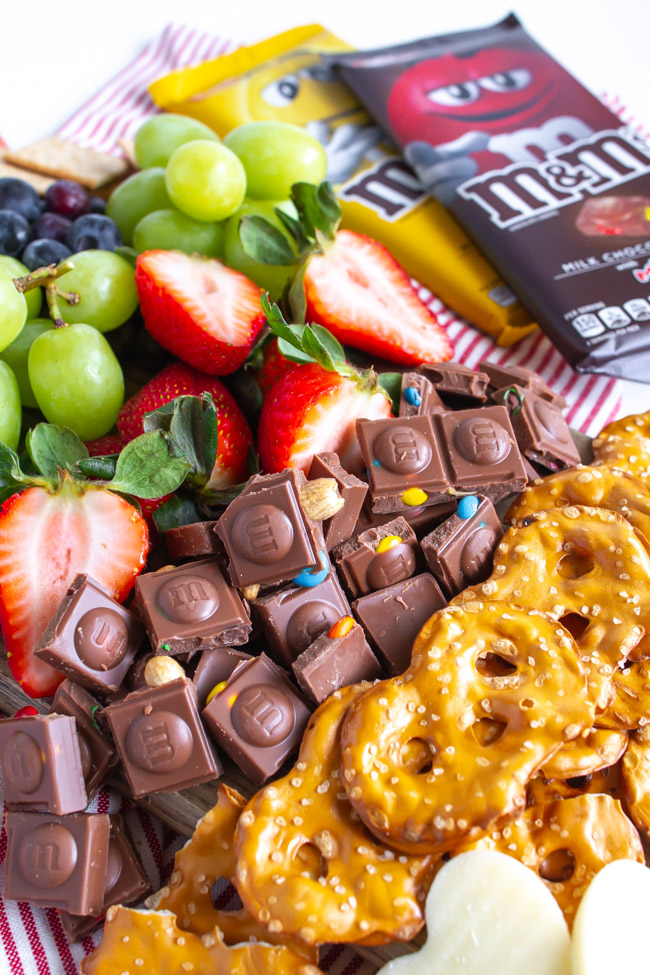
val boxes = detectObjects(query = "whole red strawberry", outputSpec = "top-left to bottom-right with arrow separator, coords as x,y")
117,362 -> 253,487
84,434 -> 123,456
135,250 -> 266,375
253,337 -> 298,396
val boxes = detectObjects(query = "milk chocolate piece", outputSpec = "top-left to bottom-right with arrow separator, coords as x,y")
480,360 -> 567,409
192,647 -> 253,708
354,497 -> 457,539
216,470 -> 325,588
4,811 -> 110,914
352,573 -> 447,675
134,558 -> 251,655
251,571 -> 351,668
34,575 -> 144,695
165,520 -> 222,560
307,452 -> 368,549
420,496 -> 504,596
58,814 -> 151,943
417,361 -> 489,405
50,681 -> 118,799
105,678 -> 222,798
0,714 -> 87,815
399,372 -> 445,417
358,414 -> 449,510
292,622 -> 382,703
202,654 -> 311,785
333,516 -> 419,598
492,384 -> 581,470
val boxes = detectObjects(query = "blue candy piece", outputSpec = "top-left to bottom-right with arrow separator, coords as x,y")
293,549 -> 329,588
457,495 -> 480,519
403,386 -> 422,406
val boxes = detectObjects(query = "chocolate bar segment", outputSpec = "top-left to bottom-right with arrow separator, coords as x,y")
353,497 -> 457,539
134,559 -> 251,655
4,811 -> 110,914
352,573 -> 447,675
216,470 -> 324,588
480,360 -> 567,409
105,678 -> 222,798
251,571 -> 351,668
492,384 -> 581,470
399,372 -> 445,417
418,361 -> 489,405
202,654 -> 312,785
292,621 -> 382,703
307,452 -> 368,550
0,714 -> 87,815
435,406 -> 526,500
34,574 -> 144,695
50,680 -> 119,799
420,496 -> 504,596
192,647 -> 253,708
333,516 -> 420,599
165,520 -> 223,561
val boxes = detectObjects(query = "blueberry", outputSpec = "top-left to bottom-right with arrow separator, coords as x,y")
45,179 -> 90,219
88,196 -> 107,214
66,214 -> 122,252
0,209 -> 32,256
0,178 -> 42,221
21,238 -> 72,270
33,211 -> 72,242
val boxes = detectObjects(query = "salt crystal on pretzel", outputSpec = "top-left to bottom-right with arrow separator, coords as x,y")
621,725 -> 650,840
79,905 -> 323,975
457,793 -> 644,925
340,602 -> 593,855
540,728 -> 628,780
234,682 -> 436,947
456,506 -> 650,711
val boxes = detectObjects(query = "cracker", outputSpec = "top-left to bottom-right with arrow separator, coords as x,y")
4,137 -> 129,189
0,153 -> 54,194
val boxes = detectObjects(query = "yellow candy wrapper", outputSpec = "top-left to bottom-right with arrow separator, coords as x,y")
150,25 -> 537,346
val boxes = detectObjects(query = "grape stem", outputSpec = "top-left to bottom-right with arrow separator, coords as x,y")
12,259 -> 76,294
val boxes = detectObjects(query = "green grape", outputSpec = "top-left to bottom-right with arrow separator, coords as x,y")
134,113 -> 219,169
0,319 -> 52,408
105,168 -> 172,245
224,122 -> 327,200
165,140 -> 246,222
0,361 -> 21,449
0,268 -> 27,353
57,251 -> 138,333
28,323 -> 124,440
0,256 -> 42,319
133,209 -> 224,257
223,199 -> 297,300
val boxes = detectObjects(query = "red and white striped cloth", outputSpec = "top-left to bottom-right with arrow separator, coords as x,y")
0,22 -> 638,975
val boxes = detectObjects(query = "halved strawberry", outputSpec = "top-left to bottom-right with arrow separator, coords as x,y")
117,362 -> 253,488
257,362 -> 392,473
135,251 -> 266,375
0,479 -> 149,697
303,229 -> 452,365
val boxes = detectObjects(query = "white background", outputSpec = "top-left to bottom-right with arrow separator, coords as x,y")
2,0 -> 650,412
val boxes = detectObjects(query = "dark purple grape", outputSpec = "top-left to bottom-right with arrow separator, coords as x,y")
33,211 -> 72,242
0,209 -> 32,256
0,178 -> 42,221
21,238 -> 72,270
45,179 -> 90,219
88,196 -> 107,214
66,214 -> 122,252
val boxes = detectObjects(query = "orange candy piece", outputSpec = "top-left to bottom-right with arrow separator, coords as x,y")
328,615 -> 355,639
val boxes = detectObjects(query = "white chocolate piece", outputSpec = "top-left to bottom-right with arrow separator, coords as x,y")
572,860 -> 650,975
376,850 -> 571,975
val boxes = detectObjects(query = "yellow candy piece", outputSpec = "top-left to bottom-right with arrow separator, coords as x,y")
376,534 -> 402,554
401,488 -> 428,506
206,680 -> 227,705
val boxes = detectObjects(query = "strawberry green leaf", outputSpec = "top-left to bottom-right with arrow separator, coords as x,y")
142,400 -> 175,435
247,444 -> 260,475
377,372 -> 403,414
76,454 -> 120,480
239,215 -> 297,266
310,323 -> 345,364
152,493 -> 204,534
316,181 -> 341,230
301,325 -> 338,372
290,181 -> 341,242
273,207 -> 310,251
169,395 -> 208,481
114,245 -> 138,267
109,431 -> 191,499
288,260 -> 308,325
26,424 -> 89,480
0,441 -> 27,484
201,392 -> 219,480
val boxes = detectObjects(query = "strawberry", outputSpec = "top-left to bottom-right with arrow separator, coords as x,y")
0,479 -> 148,697
303,229 -> 452,366
135,251 -> 266,376
253,337 -> 298,396
117,363 -> 253,488
84,434 -> 123,456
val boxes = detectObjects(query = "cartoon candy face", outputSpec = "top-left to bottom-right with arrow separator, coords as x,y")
244,51 -> 358,124
387,47 -> 557,147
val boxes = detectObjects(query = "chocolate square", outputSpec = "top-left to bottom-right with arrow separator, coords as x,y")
104,678 -> 222,798
352,573 -> 447,675
479,360 -> 567,409
292,622 -> 382,703
333,516 -> 420,598
50,680 -> 118,799
251,571 -> 351,668
202,654 -> 311,785
4,811 -> 110,914
164,520 -> 223,561
307,452 -> 368,550
34,575 -> 144,695
436,406 -> 526,501
420,496 -> 504,596
134,559 -> 251,655
216,470 -> 324,588
492,384 -> 580,471
192,647 -> 253,708
0,714 -> 87,815
399,372 -> 445,417
353,497 -> 457,539
418,362 -> 489,405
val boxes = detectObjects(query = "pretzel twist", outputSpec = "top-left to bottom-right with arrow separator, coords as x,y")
234,683 -> 435,947
592,411 -> 650,453
540,728 -> 628,780
596,657 -> 650,730
593,439 -> 650,483
340,602 -> 593,855
621,725 -> 650,840
526,762 -> 623,806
